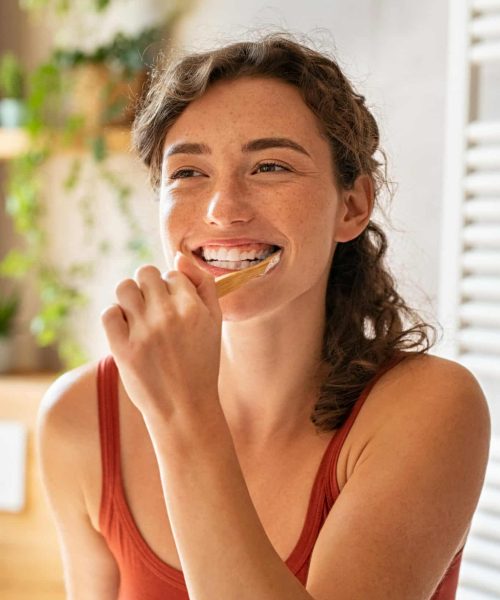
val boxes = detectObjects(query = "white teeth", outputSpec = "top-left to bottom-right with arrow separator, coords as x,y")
227,248 -> 241,261
209,260 -> 251,270
201,245 -> 275,262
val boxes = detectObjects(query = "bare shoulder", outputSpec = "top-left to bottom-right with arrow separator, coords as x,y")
384,352 -> 489,423
306,354 -> 491,598
37,359 -> 102,492
345,352 -> 490,483
362,352 -> 490,427
360,351 -> 491,498
38,360 -> 100,430
37,360 -> 121,597
353,351 -> 489,438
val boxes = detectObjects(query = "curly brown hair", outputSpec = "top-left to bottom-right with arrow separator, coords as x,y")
132,32 -> 440,432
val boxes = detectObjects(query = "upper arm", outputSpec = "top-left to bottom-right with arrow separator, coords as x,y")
305,357 -> 491,600
36,366 -> 120,600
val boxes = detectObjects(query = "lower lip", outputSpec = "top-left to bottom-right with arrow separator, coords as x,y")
192,251 -> 283,278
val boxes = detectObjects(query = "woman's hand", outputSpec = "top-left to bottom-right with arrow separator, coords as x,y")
100,252 -> 222,421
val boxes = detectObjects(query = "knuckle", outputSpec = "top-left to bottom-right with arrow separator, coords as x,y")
115,278 -> 136,296
100,304 -> 120,321
135,264 -> 161,281
163,270 -> 181,281
151,308 -> 174,329
180,301 -> 198,319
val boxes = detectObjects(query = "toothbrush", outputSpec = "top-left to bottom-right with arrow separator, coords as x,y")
214,249 -> 282,298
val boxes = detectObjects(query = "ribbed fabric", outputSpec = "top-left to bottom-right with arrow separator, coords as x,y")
97,352 -> 464,599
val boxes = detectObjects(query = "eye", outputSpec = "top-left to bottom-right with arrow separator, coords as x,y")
254,162 -> 290,174
169,168 -> 204,180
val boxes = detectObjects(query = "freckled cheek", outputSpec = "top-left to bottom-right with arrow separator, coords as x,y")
287,204 -> 335,268
159,198 -> 197,256
284,199 -> 328,234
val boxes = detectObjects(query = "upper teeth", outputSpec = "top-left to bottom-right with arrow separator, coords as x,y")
201,246 -> 275,262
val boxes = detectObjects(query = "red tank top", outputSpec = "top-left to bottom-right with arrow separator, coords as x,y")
97,352 -> 464,599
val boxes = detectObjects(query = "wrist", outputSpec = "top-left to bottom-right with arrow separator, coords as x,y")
143,395 -> 227,452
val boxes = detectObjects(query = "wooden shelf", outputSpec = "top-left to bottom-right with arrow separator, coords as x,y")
0,371 -> 59,383
0,126 -> 133,160
0,371 -> 65,600
0,128 -> 29,160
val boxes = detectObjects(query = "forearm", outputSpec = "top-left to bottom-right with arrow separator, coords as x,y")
144,405 -> 314,600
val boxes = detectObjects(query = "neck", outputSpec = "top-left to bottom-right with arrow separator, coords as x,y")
218,288 -> 327,450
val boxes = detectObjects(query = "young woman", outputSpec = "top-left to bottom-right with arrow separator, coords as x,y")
38,34 -> 491,600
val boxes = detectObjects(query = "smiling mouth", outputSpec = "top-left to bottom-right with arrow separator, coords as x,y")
193,244 -> 282,271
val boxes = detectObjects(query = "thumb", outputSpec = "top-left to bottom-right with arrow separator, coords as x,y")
174,251 -> 221,321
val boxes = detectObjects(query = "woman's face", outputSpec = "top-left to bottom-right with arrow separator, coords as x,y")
159,76 -> 345,321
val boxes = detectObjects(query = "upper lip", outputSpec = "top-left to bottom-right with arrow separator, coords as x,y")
190,238 -> 282,254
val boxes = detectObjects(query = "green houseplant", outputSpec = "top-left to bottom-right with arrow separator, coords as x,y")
19,0 -> 111,11
0,52 -> 26,127
0,289 -> 20,373
0,3 -> 186,369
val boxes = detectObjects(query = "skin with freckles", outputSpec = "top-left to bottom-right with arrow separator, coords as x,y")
161,76 -> 346,321
102,76 -> 374,449
147,76 -> 372,448
101,252 -> 223,422
40,71 -> 488,600
98,76 -> 373,586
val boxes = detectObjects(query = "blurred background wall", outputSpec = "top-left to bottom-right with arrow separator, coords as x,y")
1,1 -> 500,599
175,0 -> 450,324
0,0 -> 53,370
2,0 -> 499,428
0,0 -> 452,372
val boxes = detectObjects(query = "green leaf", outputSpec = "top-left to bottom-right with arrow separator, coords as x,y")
20,0 -> 70,14
102,97 -> 127,122
95,0 -> 111,11
0,52 -> 25,98
62,115 -> 85,145
0,292 -> 20,336
56,0 -> 70,12
0,249 -> 34,278
90,135 -> 108,162
68,262 -> 94,278
58,338 -> 88,369
63,158 -> 82,190
126,238 -> 152,261
30,315 -> 56,346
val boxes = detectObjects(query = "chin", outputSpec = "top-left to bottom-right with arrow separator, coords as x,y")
220,299 -> 271,322
219,286 -> 295,323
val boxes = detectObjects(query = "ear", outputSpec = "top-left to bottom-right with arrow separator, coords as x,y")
334,174 -> 374,243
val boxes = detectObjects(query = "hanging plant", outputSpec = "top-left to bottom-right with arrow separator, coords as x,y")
0,286 -> 20,373
0,289 -> 20,338
19,0 -> 111,14
0,52 -> 27,127
0,6 -> 183,369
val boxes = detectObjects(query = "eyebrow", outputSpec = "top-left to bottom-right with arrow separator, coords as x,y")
164,137 -> 311,159
164,142 -> 211,157
242,137 -> 311,157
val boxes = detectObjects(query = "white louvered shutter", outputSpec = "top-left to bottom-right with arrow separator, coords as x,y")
436,0 -> 500,597
436,0 -> 500,376
458,436 -> 500,598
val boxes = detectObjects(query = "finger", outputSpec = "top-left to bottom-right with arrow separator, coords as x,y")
134,264 -> 169,309
161,269 -> 197,297
160,270 -> 203,321
100,303 -> 129,351
173,251 -> 221,321
115,278 -> 145,327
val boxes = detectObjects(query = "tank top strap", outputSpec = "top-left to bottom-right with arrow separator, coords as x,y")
97,353 -> 121,532
325,351 -> 410,502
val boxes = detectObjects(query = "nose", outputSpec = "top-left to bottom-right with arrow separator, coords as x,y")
203,177 -> 255,227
